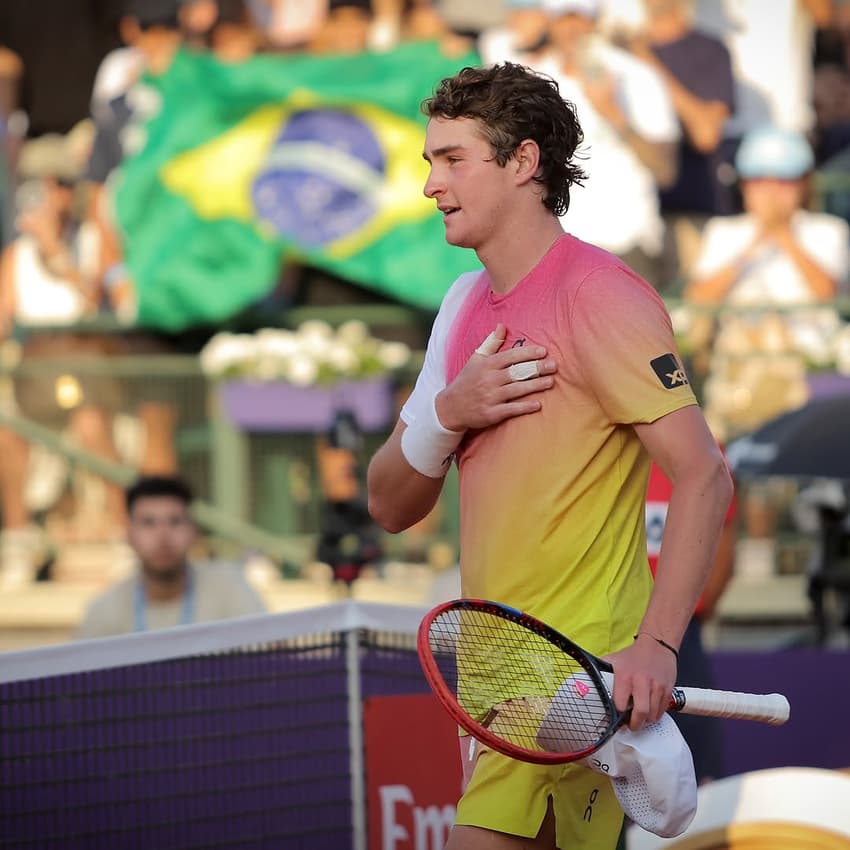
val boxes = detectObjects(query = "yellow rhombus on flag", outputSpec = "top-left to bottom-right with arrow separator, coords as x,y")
114,42 -> 483,331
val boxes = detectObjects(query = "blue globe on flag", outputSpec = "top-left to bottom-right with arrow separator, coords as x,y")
252,109 -> 386,247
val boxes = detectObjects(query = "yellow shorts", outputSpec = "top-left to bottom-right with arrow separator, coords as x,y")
456,738 -> 623,849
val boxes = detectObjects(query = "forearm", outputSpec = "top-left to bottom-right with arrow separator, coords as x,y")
685,263 -> 741,304
366,422 -> 447,533
777,232 -> 838,300
664,77 -> 728,154
639,451 -> 733,649
699,519 -> 737,620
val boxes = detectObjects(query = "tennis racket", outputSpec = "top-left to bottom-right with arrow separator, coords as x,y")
418,599 -> 791,766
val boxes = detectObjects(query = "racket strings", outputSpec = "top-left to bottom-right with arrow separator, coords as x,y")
429,609 -> 616,757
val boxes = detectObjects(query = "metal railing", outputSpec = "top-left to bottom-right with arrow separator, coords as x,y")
0,407 -> 309,566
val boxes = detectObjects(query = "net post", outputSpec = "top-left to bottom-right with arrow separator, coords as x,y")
346,626 -> 367,850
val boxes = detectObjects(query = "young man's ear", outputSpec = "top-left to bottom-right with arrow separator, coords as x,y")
514,139 -> 541,186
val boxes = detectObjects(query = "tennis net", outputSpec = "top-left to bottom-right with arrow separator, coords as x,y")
0,601 -> 429,850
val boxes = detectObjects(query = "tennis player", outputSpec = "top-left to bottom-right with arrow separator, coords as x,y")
367,62 -> 733,850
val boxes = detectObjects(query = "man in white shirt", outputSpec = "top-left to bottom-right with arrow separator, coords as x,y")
688,126 -> 849,306
535,0 -> 680,285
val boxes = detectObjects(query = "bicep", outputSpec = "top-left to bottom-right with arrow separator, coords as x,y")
633,405 -> 722,484
572,270 -> 695,424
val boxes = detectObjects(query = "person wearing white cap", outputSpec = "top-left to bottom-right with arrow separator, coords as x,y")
368,62 -> 732,850
687,125 -> 849,307
534,0 -> 680,285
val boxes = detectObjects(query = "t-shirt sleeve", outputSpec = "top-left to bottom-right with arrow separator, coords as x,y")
400,323 -> 448,427
400,271 -> 480,426
570,266 -> 697,424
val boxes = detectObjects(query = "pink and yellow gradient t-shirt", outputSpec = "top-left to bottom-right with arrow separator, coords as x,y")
402,234 -> 697,656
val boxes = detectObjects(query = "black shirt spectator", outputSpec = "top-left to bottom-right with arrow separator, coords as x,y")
652,30 -> 736,215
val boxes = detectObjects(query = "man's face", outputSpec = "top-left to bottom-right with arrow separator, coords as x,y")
422,116 -> 516,252
127,496 -> 196,580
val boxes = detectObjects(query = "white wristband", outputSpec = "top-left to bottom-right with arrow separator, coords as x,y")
401,396 -> 464,478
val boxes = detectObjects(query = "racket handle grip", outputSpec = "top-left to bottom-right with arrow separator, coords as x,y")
670,686 -> 790,725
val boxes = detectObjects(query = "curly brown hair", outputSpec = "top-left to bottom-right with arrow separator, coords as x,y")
421,62 -> 586,216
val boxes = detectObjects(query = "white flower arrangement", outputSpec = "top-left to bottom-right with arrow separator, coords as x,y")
673,306 -> 850,375
671,305 -> 850,440
200,320 -> 412,387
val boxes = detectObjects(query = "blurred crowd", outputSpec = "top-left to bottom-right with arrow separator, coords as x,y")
0,0 -> 849,607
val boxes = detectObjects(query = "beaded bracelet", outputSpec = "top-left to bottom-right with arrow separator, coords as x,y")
633,632 -> 679,661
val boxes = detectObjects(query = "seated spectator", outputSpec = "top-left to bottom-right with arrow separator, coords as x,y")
76,475 -> 266,638
687,126 -> 849,307
629,0 -> 735,288
477,0 -> 549,66
535,0 -> 680,286
0,123 -> 128,587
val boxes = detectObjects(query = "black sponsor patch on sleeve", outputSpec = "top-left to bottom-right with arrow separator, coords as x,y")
650,353 -> 689,389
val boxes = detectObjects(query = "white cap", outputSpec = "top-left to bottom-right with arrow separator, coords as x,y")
542,0 -> 601,17
537,672 -> 698,838
734,126 -> 814,181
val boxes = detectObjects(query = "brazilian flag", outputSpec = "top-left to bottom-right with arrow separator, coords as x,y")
114,42 -> 484,331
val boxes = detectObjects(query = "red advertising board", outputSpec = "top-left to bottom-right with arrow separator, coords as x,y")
364,694 -> 463,850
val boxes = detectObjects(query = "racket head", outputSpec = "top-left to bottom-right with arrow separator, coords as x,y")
417,598 -> 626,765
